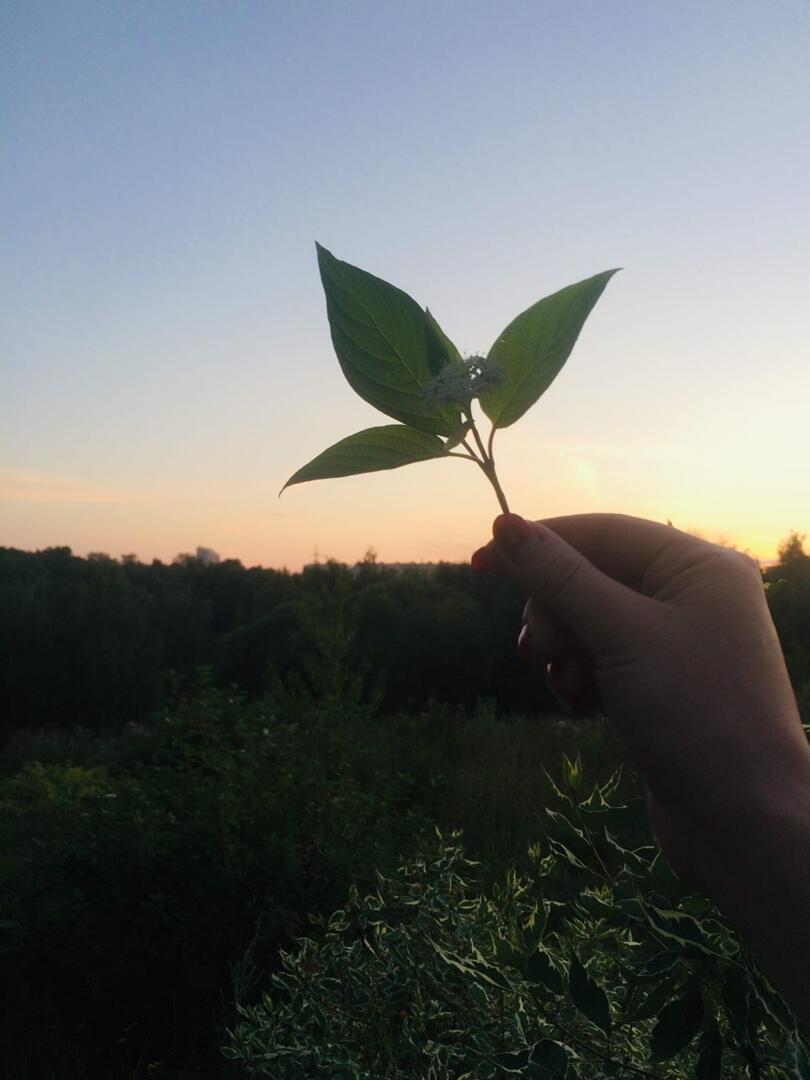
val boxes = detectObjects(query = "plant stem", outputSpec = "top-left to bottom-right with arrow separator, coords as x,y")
467,449 -> 510,514
467,415 -> 490,466
464,411 -> 511,515
484,462 -> 510,515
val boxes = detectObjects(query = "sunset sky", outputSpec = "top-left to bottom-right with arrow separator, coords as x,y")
3,1 -> 809,569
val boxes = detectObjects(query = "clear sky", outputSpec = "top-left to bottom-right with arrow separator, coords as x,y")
3,1 -> 809,568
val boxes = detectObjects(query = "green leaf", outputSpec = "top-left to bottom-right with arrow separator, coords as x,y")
522,901 -> 547,952
480,269 -> 619,429
543,899 -> 569,936
490,1048 -> 532,1073
487,1044 -> 572,1079
545,807 -> 588,846
574,891 -> 621,924
633,951 -> 681,982
562,752 -> 583,793
603,830 -> 656,877
282,425 -> 446,492
547,838 -> 592,873
525,947 -> 564,995
568,953 -> 611,1035
528,1039 -> 571,1077
465,957 -> 513,992
643,904 -> 725,958
540,766 -> 574,808
650,986 -> 704,1061
696,1023 -> 723,1080
491,933 -> 522,971
425,307 -> 460,371
722,966 -> 753,1043
443,419 -> 473,451
427,937 -> 513,992
579,798 -> 646,831
598,766 -> 624,802
750,970 -> 798,1034
626,973 -> 684,1023
787,1035 -> 810,1079
316,243 -> 460,434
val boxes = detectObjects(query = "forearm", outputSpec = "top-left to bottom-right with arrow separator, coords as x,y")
699,774 -> 810,1031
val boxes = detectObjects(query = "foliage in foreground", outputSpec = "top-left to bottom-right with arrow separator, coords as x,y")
228,766 -> 807,1079
0,685 -> 432,1075
0,682 -> 616,1077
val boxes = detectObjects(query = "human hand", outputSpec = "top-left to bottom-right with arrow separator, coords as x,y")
472,511 -> 806,845
472,512 -> 810,1024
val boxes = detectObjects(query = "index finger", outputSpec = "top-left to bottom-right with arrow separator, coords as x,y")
534,513 -> 706,591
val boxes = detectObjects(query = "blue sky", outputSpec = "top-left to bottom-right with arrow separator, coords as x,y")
3,1 -> 809,566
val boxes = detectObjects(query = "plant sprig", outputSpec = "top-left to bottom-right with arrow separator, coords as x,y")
281,244 -> 618,512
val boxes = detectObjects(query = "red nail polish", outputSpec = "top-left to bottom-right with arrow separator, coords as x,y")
493,513 -> 530,553
470,547 -> 489,572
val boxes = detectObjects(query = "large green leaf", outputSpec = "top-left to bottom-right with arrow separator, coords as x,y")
643,903 -> 725,958
525,946 -> 564,995
528,1039 -> 572,1077
281,425 -> 446,492
479,269 -> 619,429
650,986 -> 704,1060
490,1040 -> 570,1078
788,1035 -> 810,1079
316,243 -> 460,434
722,966 -> 754,1044
626,973 -> 684,1023
424,307 -> 460,372
696,1023 -> 723,1080
568,953 -> 611,1035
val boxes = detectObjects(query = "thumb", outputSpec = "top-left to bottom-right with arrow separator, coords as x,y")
489,513 -> 650,656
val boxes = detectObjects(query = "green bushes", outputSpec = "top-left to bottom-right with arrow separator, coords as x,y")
0,687 -> 433,1075
228,776 -> 803,1078
2,684 -> 806,1076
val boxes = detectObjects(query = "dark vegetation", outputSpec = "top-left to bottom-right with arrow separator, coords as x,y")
1,534 -> 808,1077
0,546 -> 556,733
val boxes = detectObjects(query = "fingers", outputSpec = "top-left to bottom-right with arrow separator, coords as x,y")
473,513 -> 654,656
533,513 -> 707,594
521,598 -> 571,663
518,602 -> 601,716
547,652 -> 602,716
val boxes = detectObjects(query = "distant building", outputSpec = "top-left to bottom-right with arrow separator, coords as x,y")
195,546 -> 220,565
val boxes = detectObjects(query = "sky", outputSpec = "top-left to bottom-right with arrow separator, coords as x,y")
2,0 -> 809,569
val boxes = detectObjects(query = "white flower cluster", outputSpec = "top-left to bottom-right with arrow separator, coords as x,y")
422,354 -> 503,408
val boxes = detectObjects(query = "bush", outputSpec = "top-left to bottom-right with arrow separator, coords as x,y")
228,767 -> 805,1079
0,685 -> 432,1075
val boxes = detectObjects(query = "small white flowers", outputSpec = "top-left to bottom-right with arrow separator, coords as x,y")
422,354 -> 504,408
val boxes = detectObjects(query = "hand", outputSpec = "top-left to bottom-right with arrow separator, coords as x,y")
472,512 -> 810,1025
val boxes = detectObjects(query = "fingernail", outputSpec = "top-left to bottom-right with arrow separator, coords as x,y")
493,513 -> 531,554
470,547 -> 489,572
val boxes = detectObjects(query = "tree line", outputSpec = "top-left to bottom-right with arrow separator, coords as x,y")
1,531 -> 808,736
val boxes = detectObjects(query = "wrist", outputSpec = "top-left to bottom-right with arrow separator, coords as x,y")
707,735 -> 810,847
696,766 -> 810,1028
656,736 -> 810,899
